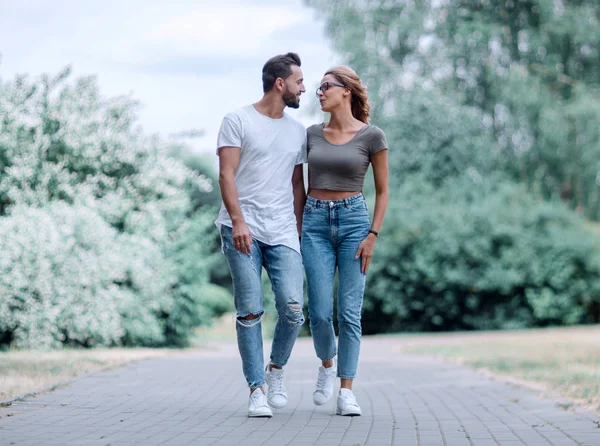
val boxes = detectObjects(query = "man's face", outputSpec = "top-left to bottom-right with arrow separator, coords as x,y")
282,65 -> 305,109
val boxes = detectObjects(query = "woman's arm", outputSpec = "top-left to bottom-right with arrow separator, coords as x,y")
369,149 -> 389,234
355,149 -> 389,274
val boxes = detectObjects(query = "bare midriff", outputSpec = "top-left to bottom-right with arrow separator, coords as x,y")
309,188 -> 361,200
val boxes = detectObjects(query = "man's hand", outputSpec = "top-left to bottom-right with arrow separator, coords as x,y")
232,220 -> 253,254
355,234 -> 377,274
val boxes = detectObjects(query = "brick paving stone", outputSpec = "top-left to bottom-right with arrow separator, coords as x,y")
1,338 -> 600,446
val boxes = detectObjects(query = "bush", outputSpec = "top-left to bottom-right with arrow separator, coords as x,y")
364,177 -> 600,333
0,203 -> 125,348
0,68 -> 226,349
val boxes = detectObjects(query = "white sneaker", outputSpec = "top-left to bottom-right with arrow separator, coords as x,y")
336,388 -> 362,416
265,365 -> 287,409
313,361 -> 336,405
248,388 -> 273,418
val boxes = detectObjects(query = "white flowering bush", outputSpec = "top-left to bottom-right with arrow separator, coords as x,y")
0,203 -> 125,348
0,67 -> 220,349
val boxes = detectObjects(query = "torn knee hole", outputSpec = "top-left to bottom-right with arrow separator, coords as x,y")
239,312 -> 262,321
286,302 -> 304,324
288,302 -> 302,314
237,311 -> 263,327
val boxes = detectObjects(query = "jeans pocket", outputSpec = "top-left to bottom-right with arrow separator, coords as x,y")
304,202 -> 316,214
349,201 -> 368,212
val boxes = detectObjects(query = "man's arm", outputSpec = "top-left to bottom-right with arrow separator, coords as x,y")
292,164 -> 306,236
218,147 -> 252,253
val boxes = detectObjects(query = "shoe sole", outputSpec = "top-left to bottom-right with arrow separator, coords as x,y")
336,408 -> 362,416
268,400 -> 287,410
249,410 -> 273,418
313,393 -> 333,406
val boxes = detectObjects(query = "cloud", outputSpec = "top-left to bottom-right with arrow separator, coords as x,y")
142,57 -> 258,77
0,0 -> 339,154
141,6 -> 312,59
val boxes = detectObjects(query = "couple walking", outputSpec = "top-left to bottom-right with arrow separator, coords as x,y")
215,52 -> 389,418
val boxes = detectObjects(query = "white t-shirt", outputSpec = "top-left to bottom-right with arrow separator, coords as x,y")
215,104 -> 307,253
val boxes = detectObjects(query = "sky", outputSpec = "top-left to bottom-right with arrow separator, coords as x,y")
0,0 -> 339,154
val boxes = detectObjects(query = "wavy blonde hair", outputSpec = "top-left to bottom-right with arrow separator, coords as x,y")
325,66 -> 371,124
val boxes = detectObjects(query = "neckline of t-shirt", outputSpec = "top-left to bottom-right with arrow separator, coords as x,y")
249,104 -> 287,121
319,123 -> 370,146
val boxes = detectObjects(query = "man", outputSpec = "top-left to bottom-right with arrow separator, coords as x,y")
215,52 -> 307,417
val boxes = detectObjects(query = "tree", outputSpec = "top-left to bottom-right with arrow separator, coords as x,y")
307,0 -> 600,219
306,0 -> 600,332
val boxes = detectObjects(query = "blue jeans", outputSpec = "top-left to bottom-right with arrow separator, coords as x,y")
220,225 -> 304,389
301,193 -> 371,379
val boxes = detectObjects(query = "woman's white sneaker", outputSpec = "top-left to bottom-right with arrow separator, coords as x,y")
336,388 -> 362,416
248,388 -> 273,418
313,361 -> 336,405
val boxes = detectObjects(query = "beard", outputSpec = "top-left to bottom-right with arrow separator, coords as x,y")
282,90 -> 300,109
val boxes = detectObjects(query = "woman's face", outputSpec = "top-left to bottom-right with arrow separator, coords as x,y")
316,74 -> 348,113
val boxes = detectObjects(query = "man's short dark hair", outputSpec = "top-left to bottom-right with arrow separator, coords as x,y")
262,52 -> 301,93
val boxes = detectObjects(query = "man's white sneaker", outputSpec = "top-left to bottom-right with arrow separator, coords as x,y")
265,365 -> 287,409
313,361 -> 336,405
248,388 -> 273,418
336,388 -> 362,416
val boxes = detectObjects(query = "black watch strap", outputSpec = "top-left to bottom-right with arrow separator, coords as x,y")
368,229 -> 379,238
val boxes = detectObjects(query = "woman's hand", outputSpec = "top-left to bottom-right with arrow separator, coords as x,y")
355,233 -> 377,274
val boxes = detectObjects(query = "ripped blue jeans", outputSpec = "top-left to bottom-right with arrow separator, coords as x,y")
221,225 -> 304,389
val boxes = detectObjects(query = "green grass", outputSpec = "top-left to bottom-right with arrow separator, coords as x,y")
0,348 -> 178,402
398,325 -> 600,413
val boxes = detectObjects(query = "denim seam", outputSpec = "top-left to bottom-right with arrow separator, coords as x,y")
248,245 -> 259,276
263,261 -> 303,319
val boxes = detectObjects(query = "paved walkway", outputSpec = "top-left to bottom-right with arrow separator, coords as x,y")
1,338 -> 599,446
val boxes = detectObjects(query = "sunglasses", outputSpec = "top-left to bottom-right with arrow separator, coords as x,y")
316,81 -> 346,97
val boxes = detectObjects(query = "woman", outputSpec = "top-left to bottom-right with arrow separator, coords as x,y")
301,66 -> 389,416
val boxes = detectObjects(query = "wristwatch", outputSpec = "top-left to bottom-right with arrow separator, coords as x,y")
368,229 -> 379,238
